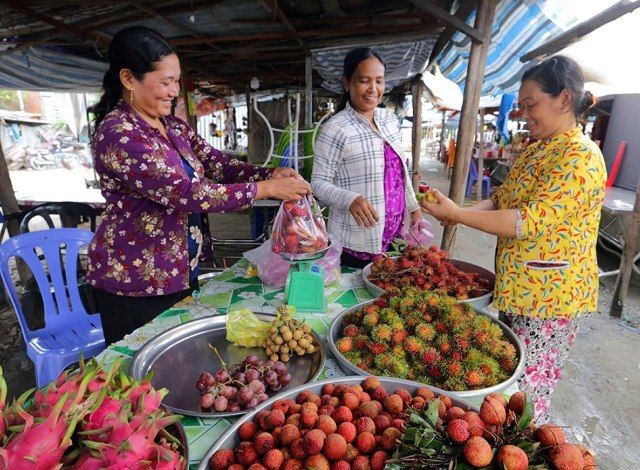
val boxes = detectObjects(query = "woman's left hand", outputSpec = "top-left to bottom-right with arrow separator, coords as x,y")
420,189 -> 461,227
272,167 -> 304,180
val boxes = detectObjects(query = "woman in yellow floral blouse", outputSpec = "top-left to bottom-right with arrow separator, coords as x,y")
421,56 -> 606,421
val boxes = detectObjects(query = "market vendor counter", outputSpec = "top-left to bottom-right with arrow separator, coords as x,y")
95,260 -> 517,468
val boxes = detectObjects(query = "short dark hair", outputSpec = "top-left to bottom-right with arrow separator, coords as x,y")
90,26 -> 176,131
337,47 -> 386,112
521,55 -> 596,121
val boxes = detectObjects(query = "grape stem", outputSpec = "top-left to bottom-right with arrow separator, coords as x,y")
208,343 -> 228,371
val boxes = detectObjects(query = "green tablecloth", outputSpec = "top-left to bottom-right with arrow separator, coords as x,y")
96,261 -> 373,469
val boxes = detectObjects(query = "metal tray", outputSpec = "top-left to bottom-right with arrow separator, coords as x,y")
197,376 -> 477,470
327,300 -> 525,400
362,258 -> 495,311
164,410 -> 189,464
129,314 -> 326,418
280,241 -> 332,262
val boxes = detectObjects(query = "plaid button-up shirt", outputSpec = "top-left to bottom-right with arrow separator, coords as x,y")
311,103 -> 419,254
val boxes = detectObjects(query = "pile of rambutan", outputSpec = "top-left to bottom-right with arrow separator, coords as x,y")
368,246 -> 491,299
335,288 -> 518,391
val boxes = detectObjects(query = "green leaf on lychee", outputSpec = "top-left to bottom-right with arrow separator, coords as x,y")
426,398 -> 441,427
516,392 -> 535,431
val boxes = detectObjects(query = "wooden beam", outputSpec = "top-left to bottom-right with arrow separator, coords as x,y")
427,0 -> 478,67
232,13 -> 441,25
610,175 -> 640,318
476,108 -> 485,202
521,0 -> 640,62
441,0 -> 497,251
411,78 -> 424,191
408,0 -> 484,43
258,0 -> 310,55
0,0 -> 111,46
305,55 -> 313,129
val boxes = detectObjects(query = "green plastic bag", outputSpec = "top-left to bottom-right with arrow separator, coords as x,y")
226,308 -> 271,347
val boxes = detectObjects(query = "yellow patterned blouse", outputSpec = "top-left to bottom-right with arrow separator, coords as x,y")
490,126 -> 606,319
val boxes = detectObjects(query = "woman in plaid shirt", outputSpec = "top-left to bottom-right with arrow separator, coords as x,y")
312,48 -> 423,268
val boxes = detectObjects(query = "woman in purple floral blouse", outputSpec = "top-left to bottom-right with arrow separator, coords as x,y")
312,48 -> 424,268
87,27 -> 311,345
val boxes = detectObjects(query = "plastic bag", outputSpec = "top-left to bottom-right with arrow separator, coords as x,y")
405,218 -> 435,248
245,237 -> 343,288
271,196 -> 329,256
226,308 -> 271,347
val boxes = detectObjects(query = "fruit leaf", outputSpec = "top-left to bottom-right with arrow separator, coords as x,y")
516,392 -> 535,431
426,398 -> 441,427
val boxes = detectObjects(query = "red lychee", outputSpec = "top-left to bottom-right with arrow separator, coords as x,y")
332,406 -> 353,424
281,424 -> 301,446
301,409 -> 319,428
286,413 -> 301,427
447,418 -> 471,444
463,436 -> 493,468
345,443 -> 359,463
272,399 -> 293,415
486,392 -> 507,408
248,464 -> 268,470
305,453 -> 331,470
330,460 -> 351,470
253,432 -> 275,455
390,418 -> 405,432
416,387 -> 435,401
263,449 -> 285,470
210,449 -> 235,470
370,450 -> 387,470
319,405 -> 335,416
362,376 -> 381,392
577,444 -> 597,469
315,415 -> 337,436
463,411 -> 485,438
267,409 -> 286,430
228,465 -> 245,470
282,458 -> 303,470
535,423 -> 566,447
290,438 -> 307,460
351,455 -> 371,470
355,431 -> 376,454
444,406 -> 466,422
371,387 -> 387,402
236,441 -> 259,466
382,394 -> 403,416
342,392 -> 360,411
373,415 -> 391,434
410,396 -> 426,410
439,396 -> 452,410
239,421 -> 259,441
358,402 -> 379,420
302,402 -> 319,413
508,391 -> 525,415
497,445 -> 528,470
380,427 -> 401,451
480,396 -> 506,425
549,443 -> 584,470
336,421 -> 357,443
304,429 -> 327,455
354,417 -> 376,435
324,433 -> 348,461
392,388 -> 412,405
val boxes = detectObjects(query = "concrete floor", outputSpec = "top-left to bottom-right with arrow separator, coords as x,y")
1,162 -> 639,468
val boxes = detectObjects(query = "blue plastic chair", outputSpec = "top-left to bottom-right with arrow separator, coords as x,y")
0,228 -> 105,387
465,159 -> 491,199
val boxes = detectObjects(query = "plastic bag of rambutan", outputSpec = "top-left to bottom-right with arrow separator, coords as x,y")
270,195 -> 329,256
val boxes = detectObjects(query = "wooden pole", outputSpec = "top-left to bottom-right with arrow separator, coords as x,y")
610,175 -> 640,318
305,55 -> 313,129
441,0 -> 497,251
438,109 -> 446,166
246,86 -> 251,134
477,108 -> 485,202
411,78 -> 424,191
181,79 -> 197,131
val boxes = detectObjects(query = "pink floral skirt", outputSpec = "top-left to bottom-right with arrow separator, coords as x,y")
502,313 -> 581,423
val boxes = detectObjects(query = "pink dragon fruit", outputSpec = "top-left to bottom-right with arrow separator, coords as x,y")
0,392 -> 83,469
0,366 -> 6,441
153,439 -> 186,470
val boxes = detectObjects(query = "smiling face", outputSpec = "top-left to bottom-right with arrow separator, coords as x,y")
344,57 -> 385,120
122,53 -> 181,120
518,79 -> 575,140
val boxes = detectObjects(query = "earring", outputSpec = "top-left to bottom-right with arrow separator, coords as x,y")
129,89 -> 134,106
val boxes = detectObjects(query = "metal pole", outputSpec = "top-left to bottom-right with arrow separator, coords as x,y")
305,55 -> 313,129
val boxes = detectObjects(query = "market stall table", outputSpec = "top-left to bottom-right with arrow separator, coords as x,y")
94,260 -> 518,468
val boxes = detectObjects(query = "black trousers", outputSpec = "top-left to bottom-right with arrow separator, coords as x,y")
340,251 -> 372,269
93,279 -> 198,346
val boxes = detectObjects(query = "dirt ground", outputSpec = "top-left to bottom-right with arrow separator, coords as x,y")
1,164 -> 639,468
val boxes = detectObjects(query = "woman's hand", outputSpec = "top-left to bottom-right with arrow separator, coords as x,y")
256,177 -> 311,201
420,189 -> 461,227
271,167 -> 304,180
349,196 -> 379,228
410,209 -> 422,223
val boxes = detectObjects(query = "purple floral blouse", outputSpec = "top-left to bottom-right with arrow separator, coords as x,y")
87,101 -> 272,296
344,142 -> 405,261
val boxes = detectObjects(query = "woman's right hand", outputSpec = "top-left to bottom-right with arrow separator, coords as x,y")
349,196 -> 379,228
256,177 -> 312,201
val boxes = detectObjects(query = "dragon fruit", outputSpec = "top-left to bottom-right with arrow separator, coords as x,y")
0,366 -> 6,441
0,392 -> 89,469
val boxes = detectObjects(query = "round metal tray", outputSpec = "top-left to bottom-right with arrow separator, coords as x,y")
327,300 -> 525,400
164,410 -> 189,464
129,314 -> 326,418
197,376 -> 477,470
362,258 -> 495,311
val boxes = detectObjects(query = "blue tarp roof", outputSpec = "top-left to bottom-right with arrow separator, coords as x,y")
436,0 -> 618,98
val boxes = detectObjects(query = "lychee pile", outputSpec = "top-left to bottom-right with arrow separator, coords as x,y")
196,351 -> 292,412
368,246 -> 491,299
263,305 -> 317,363
271,198 -> 329,256
387,391 -> 597,469
335,288 -> 518,391
209,376 -> 451,470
